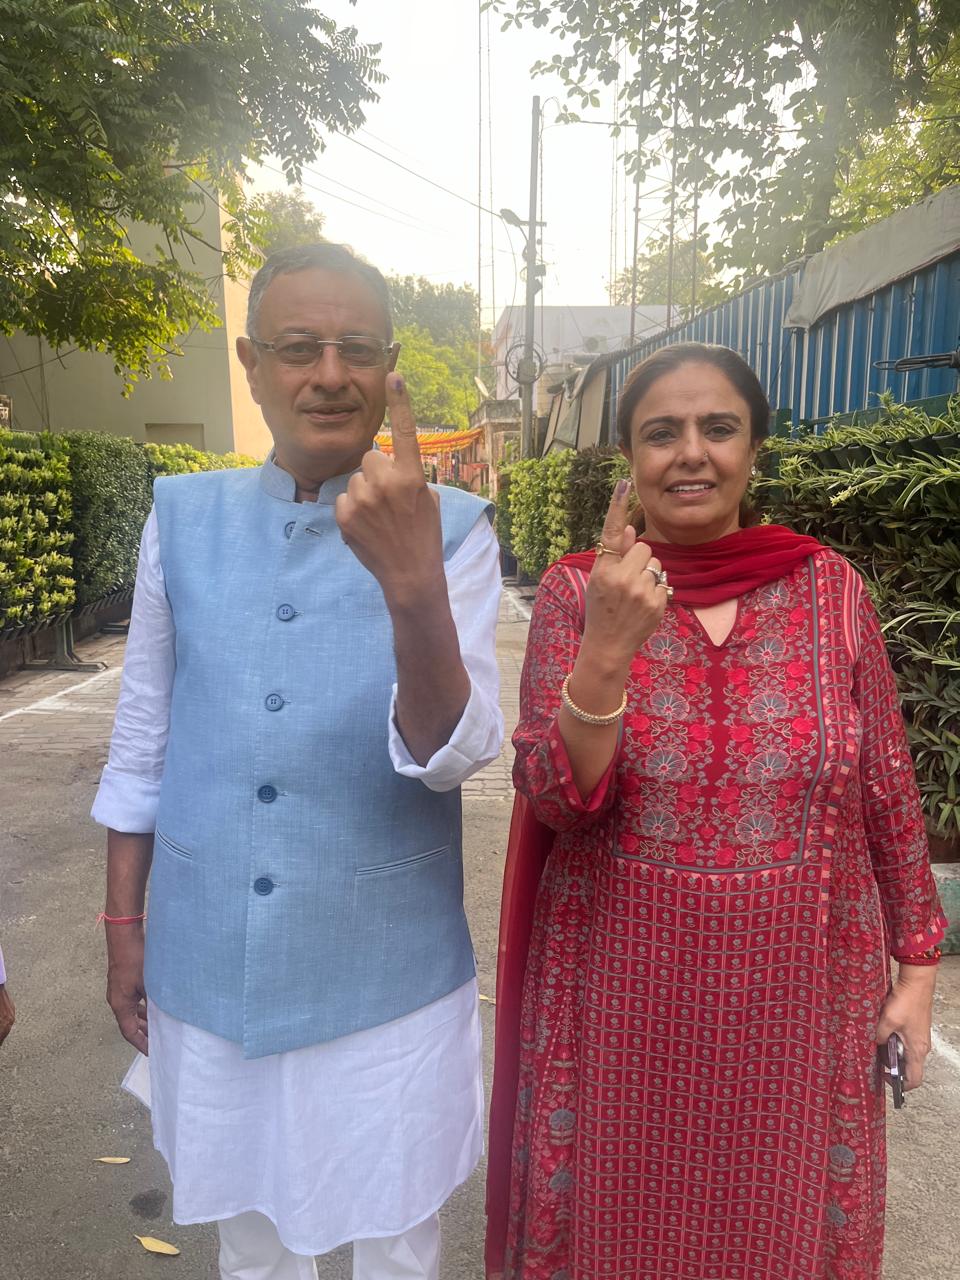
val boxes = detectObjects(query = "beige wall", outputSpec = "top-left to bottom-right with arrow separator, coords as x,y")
0,195 -> 270,459
218,208 -> 272,460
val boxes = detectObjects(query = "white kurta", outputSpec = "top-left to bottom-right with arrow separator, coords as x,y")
93,506 -> 504,1254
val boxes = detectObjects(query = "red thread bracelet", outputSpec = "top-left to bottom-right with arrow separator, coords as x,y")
96,912 -> 146,926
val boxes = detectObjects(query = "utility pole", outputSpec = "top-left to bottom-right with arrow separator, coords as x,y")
520,95 -> 541,459
690,19 -> 703,317
628,23 -> 647,347
628,119 -> 642,348
665,0 -> 682,330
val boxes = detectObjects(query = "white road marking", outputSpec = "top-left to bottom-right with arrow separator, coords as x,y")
13,707 -> 117,716
0,666 -> 118,724
932,1026 -> 960,1076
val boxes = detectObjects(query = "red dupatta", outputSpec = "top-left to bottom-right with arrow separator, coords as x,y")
484,522 -> 828,1277
564,523 -> 826,608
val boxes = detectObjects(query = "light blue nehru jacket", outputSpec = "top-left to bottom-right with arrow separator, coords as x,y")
146,458 -> 493,1058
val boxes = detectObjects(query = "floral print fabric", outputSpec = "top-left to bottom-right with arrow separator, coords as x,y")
503,550 -> 946,1280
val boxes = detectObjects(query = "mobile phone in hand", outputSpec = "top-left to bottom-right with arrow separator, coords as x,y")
881,1033 -> 906,1109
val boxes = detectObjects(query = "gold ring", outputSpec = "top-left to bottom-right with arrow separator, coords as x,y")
595,540 -> 622,558
665,586 -> 674,602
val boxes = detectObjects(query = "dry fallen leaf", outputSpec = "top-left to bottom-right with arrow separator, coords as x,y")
479,994 -> 496,1005
95,1156 -> 131,1164
135,1236 -> 180,1256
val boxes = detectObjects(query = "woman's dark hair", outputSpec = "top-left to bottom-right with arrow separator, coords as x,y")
616,343 -> 770,531
616,342 -> 771,451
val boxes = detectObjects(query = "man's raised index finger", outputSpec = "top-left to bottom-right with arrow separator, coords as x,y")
385,373 -> 423,474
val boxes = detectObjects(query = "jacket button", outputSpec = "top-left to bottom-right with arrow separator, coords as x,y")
257,784 -> 278,803
283,520 -> 296,539
264,693 -> 284,712
276,603 -> 296,621
253,876 -> 274,896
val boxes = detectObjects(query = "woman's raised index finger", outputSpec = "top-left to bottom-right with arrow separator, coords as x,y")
384,373 -> 424,475
599,478 -> 632,546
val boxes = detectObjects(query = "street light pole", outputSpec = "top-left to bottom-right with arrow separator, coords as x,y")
628,115 -> 642,348
520,95 -> 541,459
629,27 -> 647,348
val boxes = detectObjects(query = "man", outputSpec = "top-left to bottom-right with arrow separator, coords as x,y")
92,243 -> 503,1280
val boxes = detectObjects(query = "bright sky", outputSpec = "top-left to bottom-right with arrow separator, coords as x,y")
251,0 -> 681,327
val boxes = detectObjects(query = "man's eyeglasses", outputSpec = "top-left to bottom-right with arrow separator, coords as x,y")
251,334 -> 399,369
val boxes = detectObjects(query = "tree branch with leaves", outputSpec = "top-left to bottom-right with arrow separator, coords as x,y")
492,0 -> 960,280
0,0 -> 383,386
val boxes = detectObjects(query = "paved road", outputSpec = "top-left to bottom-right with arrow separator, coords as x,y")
0,592 -> 958,1278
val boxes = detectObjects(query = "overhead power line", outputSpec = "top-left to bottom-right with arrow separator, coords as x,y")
485,2 -> 497,332
299,164 -> 430,225
341,135 -> 501,219
258,161 -> 434,235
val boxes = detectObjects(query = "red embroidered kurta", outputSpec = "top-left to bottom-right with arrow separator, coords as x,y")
502,550 -> 946,1280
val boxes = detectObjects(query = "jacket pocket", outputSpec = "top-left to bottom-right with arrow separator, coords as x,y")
154,829 -> 194,861
356,845 -> 449,877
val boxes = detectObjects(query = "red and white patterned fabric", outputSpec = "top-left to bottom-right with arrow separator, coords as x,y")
500,549 -> 946,1280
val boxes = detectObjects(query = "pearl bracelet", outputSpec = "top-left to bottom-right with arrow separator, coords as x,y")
560,673 -> 627,726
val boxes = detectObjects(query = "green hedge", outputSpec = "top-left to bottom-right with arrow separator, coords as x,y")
757,395 -> 960,839
0,431 -> 74,629
501,449 -> 574,578
494,469 -> 514,558
499,447 -> 630,578
64,433 -> 154,606
0,431 -> 259,632
497,396 -> 960,838
144,441 -> 260,476
566,446 -> 631,554
65,435 -> 260,606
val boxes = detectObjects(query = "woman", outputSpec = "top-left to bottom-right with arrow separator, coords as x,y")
0,942 -> 13,1048
486,344 -> 946,1280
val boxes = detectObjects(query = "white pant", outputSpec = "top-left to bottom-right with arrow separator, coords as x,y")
217,1210 -> 441,1280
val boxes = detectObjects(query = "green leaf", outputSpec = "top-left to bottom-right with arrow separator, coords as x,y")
0,0 -> 383,381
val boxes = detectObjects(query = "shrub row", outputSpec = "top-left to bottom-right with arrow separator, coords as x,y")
496,395 -> 960,838
758,396 -> 960,841
0,432 -> 74,628
0,431 -> 259,631
497,448 -> 632,578
67,433 -> 154,608
504,450 -> 575,578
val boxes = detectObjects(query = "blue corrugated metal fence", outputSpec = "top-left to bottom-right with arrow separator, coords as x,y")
606,250 -> 960,437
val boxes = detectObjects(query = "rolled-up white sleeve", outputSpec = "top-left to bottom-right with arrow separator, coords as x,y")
387,513 -> 504,792
91,508 -> 175,832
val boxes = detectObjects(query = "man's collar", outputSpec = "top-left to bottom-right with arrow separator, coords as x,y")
258,450 -> 356,506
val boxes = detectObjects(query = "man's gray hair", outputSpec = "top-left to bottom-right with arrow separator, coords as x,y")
246,242 -> 393,342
